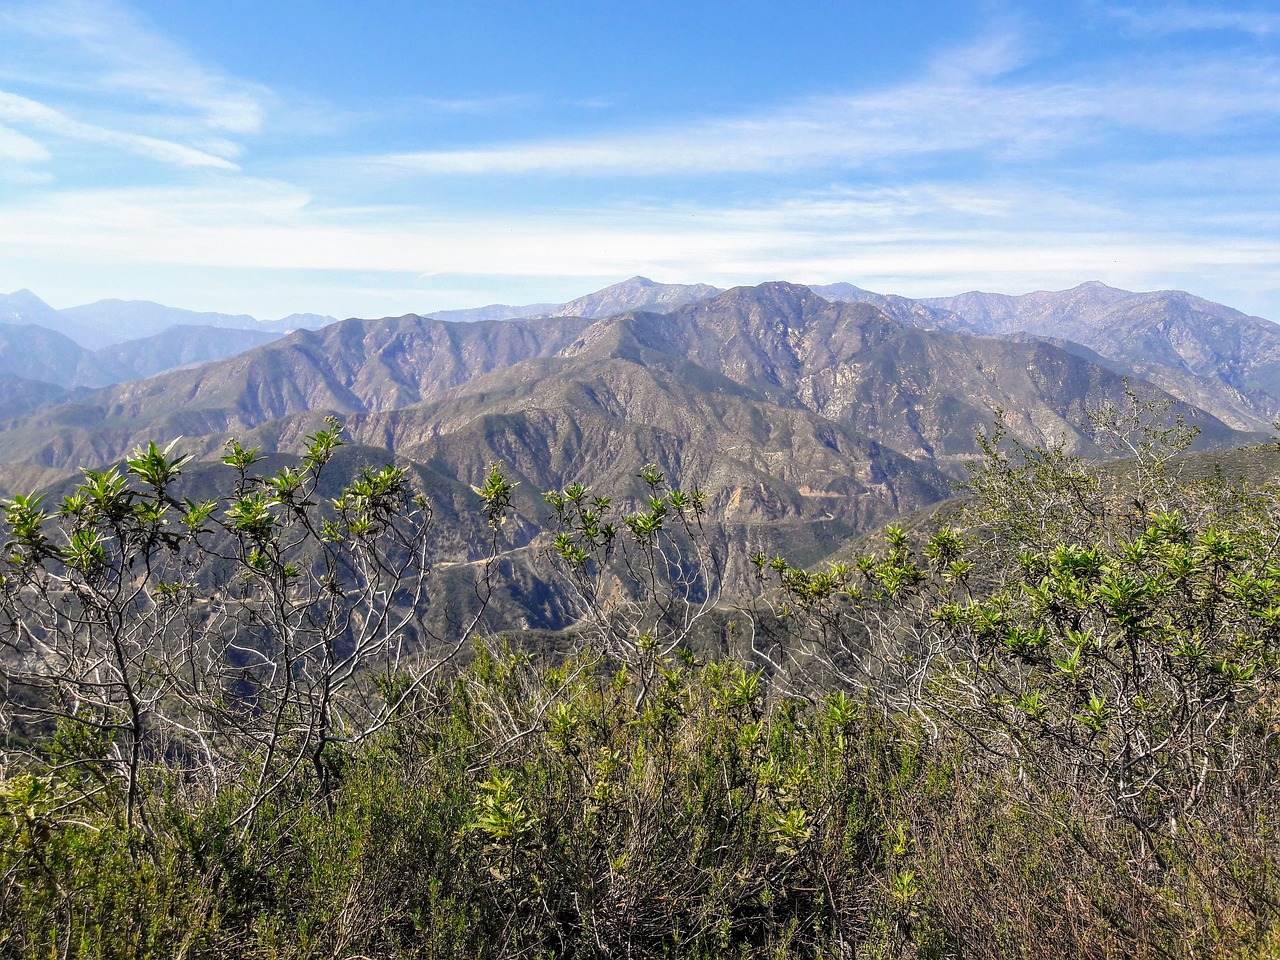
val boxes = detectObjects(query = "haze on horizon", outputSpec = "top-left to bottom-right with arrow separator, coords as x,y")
0,0 -> 1277,322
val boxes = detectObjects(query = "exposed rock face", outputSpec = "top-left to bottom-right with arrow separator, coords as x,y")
815,280 -> 1280,432
0,281 -> 1251,509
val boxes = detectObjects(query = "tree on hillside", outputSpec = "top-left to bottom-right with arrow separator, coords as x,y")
0,420 -> 509,831
755,393 -> 1280,852
543,464 -> 723,703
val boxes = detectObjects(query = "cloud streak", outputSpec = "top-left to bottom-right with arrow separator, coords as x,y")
0,122 -> 50,162
0,0 -> 265,133
0,90 -> 239,168
0,0 -> 264,170
357,47 -> 1280,178
1108,5 -> 1280,36
1,178 -> 1274,313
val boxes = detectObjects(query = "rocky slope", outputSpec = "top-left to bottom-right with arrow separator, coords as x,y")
0,282 -> 1252,505
808,281 -> 1280,432
918,281 -> 1280,430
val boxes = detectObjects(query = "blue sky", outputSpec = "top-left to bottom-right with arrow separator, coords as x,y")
1,0 -> 1278,321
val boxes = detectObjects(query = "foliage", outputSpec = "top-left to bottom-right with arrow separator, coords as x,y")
544,465 -> 719,702
1,399 -> 1279,957
0,421 -> 502,836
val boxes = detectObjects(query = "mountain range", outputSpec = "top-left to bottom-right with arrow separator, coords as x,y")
0,290 -> 338,349
0,273 -> 1272,553
1,275 -> 1276,610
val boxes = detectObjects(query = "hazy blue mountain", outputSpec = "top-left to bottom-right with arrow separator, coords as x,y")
810,283 -> 963,330
426,276 -> 721,324
95,325 -> 284,379
58,299 -> 262,348
0,323 -> 133,388
261,313 -> 339,332
0,289 -> 108,347
50,299 -> 334,347
426,303 -> 558,324
0,289 -> 64,326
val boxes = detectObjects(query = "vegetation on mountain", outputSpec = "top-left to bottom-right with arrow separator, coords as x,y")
2,277 -> 1280,956
1,394 -> 1278,958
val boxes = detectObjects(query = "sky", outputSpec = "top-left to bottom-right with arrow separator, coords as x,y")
0,0 -> 1278,322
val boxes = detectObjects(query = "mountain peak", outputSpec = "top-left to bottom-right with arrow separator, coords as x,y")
757,280 -> 819,297
546,277 -> 722,319
1,289 -> 69,330
4,289 -> 56,309
705,281 -> 819,310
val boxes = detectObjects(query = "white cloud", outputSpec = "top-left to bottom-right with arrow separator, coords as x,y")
0,13 -> 1274,320
0,0 -> 266,133
0,0 -> 267,171
355,46 -> 1280,178
0,122 -> 49,162
413,94 -> 538,115
1108,5 -> 1280,36
0,90 -> 238,168
0,178 -> 1274,314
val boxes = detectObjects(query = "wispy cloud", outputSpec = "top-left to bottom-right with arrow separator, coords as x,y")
0,0 -> 265,170
0,122 -> 49,162
1,177 -> 1274,308
0,0 -> 266,132
0,90 -> 239,168
355,44 -> 1280,178
1108,4 -> 1280,36
0,8 -> 1275,322
413,93 -> 537,115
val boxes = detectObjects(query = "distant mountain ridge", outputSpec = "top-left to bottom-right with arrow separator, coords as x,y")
814,280 -> 1280,432
58,299 -> 260,348
0,291 -> 340,397
0,290 -> 336,350
3,273 -> 1278,452
0,323 -> 132,388
424,277 -> 723,324
0,280 -> 1256,506
545,276 -> 723,319
2,274 -> 1276,635
97,325 -> 283,379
